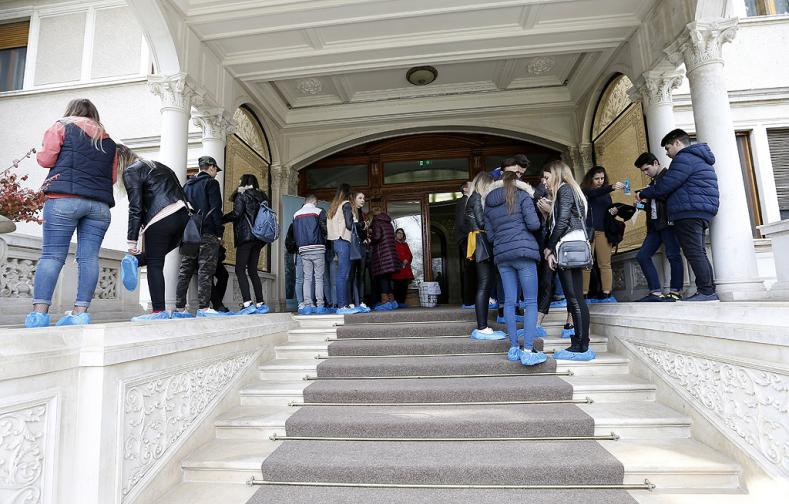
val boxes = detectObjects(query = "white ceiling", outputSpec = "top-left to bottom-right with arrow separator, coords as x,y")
170,0 -> 656,113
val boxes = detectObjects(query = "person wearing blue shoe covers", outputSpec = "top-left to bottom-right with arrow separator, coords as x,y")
543,161 -> 594,361
118,145 -> 190,322
294,194 -> 328,315
464,172 -> 506,342
482,166 -> 544,365
132,311 -> 171,322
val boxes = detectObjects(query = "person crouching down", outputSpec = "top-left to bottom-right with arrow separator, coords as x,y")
483,172 -> 547,366
294,195 -> 328,315
117,145 -> 190,321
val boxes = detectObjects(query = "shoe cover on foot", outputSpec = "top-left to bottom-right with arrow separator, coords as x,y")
536,325 -> 548,337
197,308 -> 230,317
313,306 -> 329,314
507,346 -> 521,361
561,326 -> 575,339
25,311 -> 50,328
461,304 -> 475,309
549,299 -> 567,309
553,348 -> 596,361
337,305 -> 360,315
171,310 -> 194,319
121,254 -> 139,291
298,306 -> 314,315
55,311 -> 92,326
255,304 -> 271,314
237,304 -> 257,315
520,350 -> 548,366
373,302 -> 392,311
132,311 -> 171,322
471,328 -> 506,340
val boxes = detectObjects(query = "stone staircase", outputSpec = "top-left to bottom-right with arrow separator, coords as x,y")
158,309 -> 754,504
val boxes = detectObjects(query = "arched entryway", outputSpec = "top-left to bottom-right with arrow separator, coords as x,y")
299,132 -> 562,304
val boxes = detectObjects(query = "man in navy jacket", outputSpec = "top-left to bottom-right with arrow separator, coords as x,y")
637,129 -> 720,301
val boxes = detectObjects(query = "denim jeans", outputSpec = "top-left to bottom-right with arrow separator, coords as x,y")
636,227 -> 684,292
497,258 -> 538,349
33,197 -> 111,308
295,254 -> 305,305
333,239 -> 351,307
673,218 -> 715,295
323,252 -> 337,305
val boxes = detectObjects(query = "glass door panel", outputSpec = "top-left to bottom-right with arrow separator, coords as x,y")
386,199 -> 424,283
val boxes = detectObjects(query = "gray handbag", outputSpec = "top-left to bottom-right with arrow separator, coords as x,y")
555,193 -> 593,270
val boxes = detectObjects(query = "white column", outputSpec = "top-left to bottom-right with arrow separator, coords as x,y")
269,163 -> 285,309
666,19 -> 767,301
192,108 -> 235,195
147,73 -> 198,308
629,68 -> 685,168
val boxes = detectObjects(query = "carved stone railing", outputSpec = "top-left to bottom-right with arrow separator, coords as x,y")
0,233 -> 141,326
0,313 -> 292,504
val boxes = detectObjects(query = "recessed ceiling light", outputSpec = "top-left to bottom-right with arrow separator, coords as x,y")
406,66 -> 438,86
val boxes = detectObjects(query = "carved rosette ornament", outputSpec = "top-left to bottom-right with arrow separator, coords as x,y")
665,19 -> 738,74
628,70 -> 685,107
146,73 -> 201,113
192,109 -> 236,142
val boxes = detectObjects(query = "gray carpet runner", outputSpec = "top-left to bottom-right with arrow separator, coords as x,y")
248,307 -> 637,504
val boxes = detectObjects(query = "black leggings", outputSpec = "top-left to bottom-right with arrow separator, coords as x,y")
235,240 -> 265,304
376,273 -> 392,295
393,279 -> 410,304
474,260 -> 494,329
557,268 -> 590,352
537,257 -> 555,315
348,256 -> 367,305
139,209 -> 189,312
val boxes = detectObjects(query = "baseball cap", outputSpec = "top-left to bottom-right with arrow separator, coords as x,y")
198,155 -> 221,171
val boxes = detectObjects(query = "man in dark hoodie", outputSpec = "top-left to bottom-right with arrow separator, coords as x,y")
637,129 -> 720,301
174,156 -> 227,317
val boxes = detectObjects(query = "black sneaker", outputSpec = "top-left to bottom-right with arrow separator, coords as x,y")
684,292 -> 719,302
665,292 -> 682,302
638,293 -> 666,302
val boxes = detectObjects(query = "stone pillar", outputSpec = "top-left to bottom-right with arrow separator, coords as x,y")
192,108 -> 235,195
628,68 -> 684,168
666,20 -> 766,300
577,143 -> 594,179
147,73 -> 198,309
567,145 -> 582,173
269,163 -> 285,308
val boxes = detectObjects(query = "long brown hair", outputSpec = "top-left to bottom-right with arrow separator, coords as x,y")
503,171 -> 519,214
60,98 -> 107,151
328,183 -> 351,219
350,191 -> 364,220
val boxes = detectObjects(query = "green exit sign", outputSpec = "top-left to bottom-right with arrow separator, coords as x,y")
418,160 -> 432,166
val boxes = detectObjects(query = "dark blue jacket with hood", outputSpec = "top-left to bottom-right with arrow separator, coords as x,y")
483,179 -> 542,264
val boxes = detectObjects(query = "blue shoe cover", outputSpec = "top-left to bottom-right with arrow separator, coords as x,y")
561,326 -> 575,339
255,304 -> 271,314
336,306 -> 360,315
25,311 -> 50,328
56,311 -> 91,326
549,299 -> 567,309
489,302 -> 498,309
507,346 -> 521,361
471,329 -> 506,340
197,308 -> 230,317
397,303 -> 408,309
356,304 -> 371,313
120,254 -> 139,291
461,304 -> 475,309
171,310 -> 194,319
373,303 -> 392,311
598,296 -> 617,303
387,301 -> 399,310
132,311 -> 171,322
496,316 -> 505,324
298,306 -> 314,315
536,325 -> 548,337
521,350 -> 548,366
237,304 -> 258,315
553,348 -> 596,361
313,306 -> 329,315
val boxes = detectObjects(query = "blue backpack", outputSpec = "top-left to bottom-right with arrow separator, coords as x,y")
251,200 -> 280,243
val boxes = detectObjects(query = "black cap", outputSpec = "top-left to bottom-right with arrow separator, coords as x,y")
198,155 -> 221,171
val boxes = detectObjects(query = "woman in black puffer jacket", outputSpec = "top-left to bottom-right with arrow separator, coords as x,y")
544,160 -> 595,361
223,174 -> 270,313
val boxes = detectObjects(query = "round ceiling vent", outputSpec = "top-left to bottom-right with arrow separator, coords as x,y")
406,66 -> 438,86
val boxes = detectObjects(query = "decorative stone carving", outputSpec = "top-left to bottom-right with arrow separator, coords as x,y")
612,264 -> 626,290
1,258 -> 36,298
231,108 -> 270,162
96,267 -> 118,300
592,75 -> 634,139
527,57 -> 555,75
146,73 -> 201,113
665,19 -> 739,74
121,352 -> 255,501
296,78 -> 323,95
633,344 -> 789,478
578,143 -> 594,170
0,402 -> 48,504
192,109 -> 236,142
287,167 -> 300,195
628,70 -> 685,107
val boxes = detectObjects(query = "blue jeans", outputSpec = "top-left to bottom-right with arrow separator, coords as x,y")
33,198 -> 111,308
333,239 -> 351,307
498,258 -> 538,349
323,251 -> 337,305
636,227 -> 684,292
295,254 -> 305,304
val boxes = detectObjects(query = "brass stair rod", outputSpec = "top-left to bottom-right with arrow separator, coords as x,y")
288,398 -> 593,407
247,478 -> 656,491
302,371 -> 573,381
315,351 -> 556,359
270,433 -> 620,442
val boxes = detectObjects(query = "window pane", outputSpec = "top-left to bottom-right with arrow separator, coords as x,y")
384,158 -> 467,184
0,47 -> 26,91
306,164 -> 368,189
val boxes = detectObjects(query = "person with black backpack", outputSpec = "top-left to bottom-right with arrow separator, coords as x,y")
173,156 -> 228,318
223,174 -> 271,315
633,152 -> 685,302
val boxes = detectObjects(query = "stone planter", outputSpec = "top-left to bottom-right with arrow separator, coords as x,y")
0,215 -> 16,234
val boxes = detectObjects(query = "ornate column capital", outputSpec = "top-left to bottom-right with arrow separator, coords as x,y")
628,69 -> 685,107
578,143 -> 594,170
269,162 -> 284,184
287,166 -> 299,194
567,145 -> 582,172
147,73 -> 202,114
192,108 -> 236,142
665,19 -> 738,74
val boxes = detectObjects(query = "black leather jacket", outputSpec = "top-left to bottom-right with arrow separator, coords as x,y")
464,192 -> 485,232
223,188 -> 269,245
123,160 -> 187,242
546,185 -> 588,252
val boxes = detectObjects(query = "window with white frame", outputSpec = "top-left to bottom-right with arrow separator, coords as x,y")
744,0 -> 789,16
0,20 -> 29,91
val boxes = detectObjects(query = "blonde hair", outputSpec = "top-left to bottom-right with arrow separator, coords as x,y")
471,172 -> 493,199
115,144 -> 154,198
60,98 -> 107,151
545,160 -> 587,219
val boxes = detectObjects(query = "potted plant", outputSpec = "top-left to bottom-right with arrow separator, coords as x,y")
1,148 -> 51,233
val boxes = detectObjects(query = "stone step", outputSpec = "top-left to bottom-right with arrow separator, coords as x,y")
156,482 -> 257,504
287,327 -> 337,342
182,438 -> 739,490
239,380 -> 310,407
293,314 -> 343,328
633,493 -> 757,504
580,401 -> 691,439
565,375 -> 656,402
214,405 -> 294,440
275,342 -> 328,360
